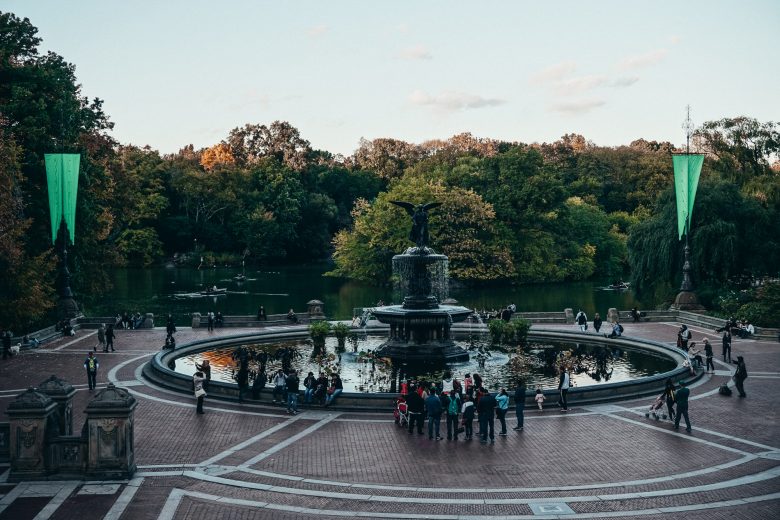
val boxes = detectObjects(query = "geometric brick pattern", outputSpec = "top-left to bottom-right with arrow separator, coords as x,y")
0,322 -> 778,519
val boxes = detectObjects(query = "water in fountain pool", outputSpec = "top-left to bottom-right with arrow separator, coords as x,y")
174,336 -> 676,393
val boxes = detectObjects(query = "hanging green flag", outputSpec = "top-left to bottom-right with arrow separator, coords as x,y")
672,154 -> 704,240
45,154 -> 81,244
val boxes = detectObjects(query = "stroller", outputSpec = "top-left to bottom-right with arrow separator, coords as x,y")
644,394 -> 668,421
394,397 -> 409,428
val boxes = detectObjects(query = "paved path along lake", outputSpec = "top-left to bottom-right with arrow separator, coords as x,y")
0,320 -> 778,519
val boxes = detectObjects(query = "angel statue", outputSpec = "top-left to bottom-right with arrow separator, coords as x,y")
390,201 -> 442,248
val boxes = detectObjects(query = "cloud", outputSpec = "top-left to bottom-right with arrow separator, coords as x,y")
307,24 -> 328,38
611,76 -> 640,87
409,90 -> 506,112
669,35 -> 682,45
553,74 -> 608,94
530,61 -> 577,85
549,99 -> 606,115
398,44 -> 432,60
618,48 -> 668,69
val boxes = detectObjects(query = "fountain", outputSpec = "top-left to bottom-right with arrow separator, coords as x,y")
371,201 -> 472,362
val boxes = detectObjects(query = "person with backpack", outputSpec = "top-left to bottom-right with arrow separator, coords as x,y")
425,387 -> 443,440
495,388 -> 510,436
444,390 -> 461,440
734,356 -> 748,398
575,310 -> 588,332
84,352 -> 99,391
678,325 -> 691,350
461,395 -> 475,440
605,320 -> 623,339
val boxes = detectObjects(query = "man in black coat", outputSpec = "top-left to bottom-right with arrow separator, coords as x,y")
406,386 -> 425,435
477,389 -> 497,444
514,379 -> 526,431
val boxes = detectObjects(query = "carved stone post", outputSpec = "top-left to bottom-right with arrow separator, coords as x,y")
307,300 -> 324,319
84,383 -> 137,479
7,388 -> 58,481
37,375 -> 76,436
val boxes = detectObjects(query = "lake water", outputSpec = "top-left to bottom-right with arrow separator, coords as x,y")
82,265 -> 643,324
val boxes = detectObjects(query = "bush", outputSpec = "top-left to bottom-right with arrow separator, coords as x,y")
308,321 -> 331,350
332,322 -> 351,351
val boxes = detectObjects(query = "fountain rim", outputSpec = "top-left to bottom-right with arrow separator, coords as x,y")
143,324 -> 696,409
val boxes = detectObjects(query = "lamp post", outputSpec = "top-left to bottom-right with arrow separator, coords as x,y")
45,153 -> 81,319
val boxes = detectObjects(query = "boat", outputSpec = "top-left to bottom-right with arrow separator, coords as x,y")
233,274 -> 246,282
199,287 -> 227,296
608,282 -> 630,290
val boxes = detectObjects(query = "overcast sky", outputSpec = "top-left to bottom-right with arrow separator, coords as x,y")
6,0 -> 779,155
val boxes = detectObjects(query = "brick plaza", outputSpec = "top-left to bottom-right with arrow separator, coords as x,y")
0,321 -> 778,519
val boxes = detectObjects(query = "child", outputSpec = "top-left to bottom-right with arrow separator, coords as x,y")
535,387 -> 545,410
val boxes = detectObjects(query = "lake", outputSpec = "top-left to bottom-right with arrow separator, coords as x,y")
81,265 -> 644,325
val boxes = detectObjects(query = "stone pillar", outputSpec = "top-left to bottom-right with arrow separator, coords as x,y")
564,308 -> 574,324
607,308 -> 620,323
191,312 -> 201,328
37,375 -> 77,436
141,313 -> 155,329
84,383 -> 138,479
7,388 -> 58,481
307,300 -> 324,319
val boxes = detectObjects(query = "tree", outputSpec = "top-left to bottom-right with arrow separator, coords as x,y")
226,121 -> 312,170
330,177 -> 513,283
348,137 -> 425,179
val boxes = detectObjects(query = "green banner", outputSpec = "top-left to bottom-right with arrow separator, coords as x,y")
672,154 -> 704,239
45,154 -> 81,244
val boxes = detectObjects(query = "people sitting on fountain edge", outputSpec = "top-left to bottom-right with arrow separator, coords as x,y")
325,373 -> 343,406
605,320 -> 623,338
286,309 -> 298,324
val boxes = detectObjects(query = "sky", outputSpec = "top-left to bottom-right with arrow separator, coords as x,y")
5,0 -> 780,156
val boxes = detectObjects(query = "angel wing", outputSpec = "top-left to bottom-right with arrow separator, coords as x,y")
422,202 -> 442,212
390,200 -> 416,216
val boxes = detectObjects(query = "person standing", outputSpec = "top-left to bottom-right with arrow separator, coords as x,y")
593,313 -> 603,333
558,366 -> 571,411
513,378 -> 526,431
425,387 -> 443,440
663,378 -> 676,421
286,370 -> 300,414
207,311 -> 215,332
193,371 -> 206,414
734,356 -> 748,398
495,388 -> 510,436
678,325 -> 691,351
96,324 -> 106,352
703,338 -> 715,373
2,330 -> 10,360
166,314 -> 176,340
575,310 -> 588,332
236,365 -> 249,402
477,389 -> 497,444
673,381 -> 691,432
406,385 -> 425,435
195,359 -> 211,391
84,352 -> 99,390
444,390 -> 461,440
461,396 -> 475,440
105,324 -> 115,352
722,331 -> 732,363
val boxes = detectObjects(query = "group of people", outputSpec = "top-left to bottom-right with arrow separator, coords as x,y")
94,323 -> 116,352
396,369 -> 575,444
191,361 -> 345,415
114,312 -> 143,330
574,310 -> 624,338
206,311 -> 224,331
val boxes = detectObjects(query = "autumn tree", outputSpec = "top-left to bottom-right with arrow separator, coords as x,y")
226,121 -> 312,170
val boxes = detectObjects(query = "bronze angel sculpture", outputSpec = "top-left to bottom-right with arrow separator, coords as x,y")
390,201 -> 442,248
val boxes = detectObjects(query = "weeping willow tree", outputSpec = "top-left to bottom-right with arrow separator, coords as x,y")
628,179 -> 780,306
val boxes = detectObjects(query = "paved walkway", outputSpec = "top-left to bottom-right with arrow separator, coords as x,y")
0,321 -> 778,519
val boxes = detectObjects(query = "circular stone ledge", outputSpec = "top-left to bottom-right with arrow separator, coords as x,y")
142,326 -> 698,413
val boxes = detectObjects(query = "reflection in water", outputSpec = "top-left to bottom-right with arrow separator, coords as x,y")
175,336 -> 675,393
